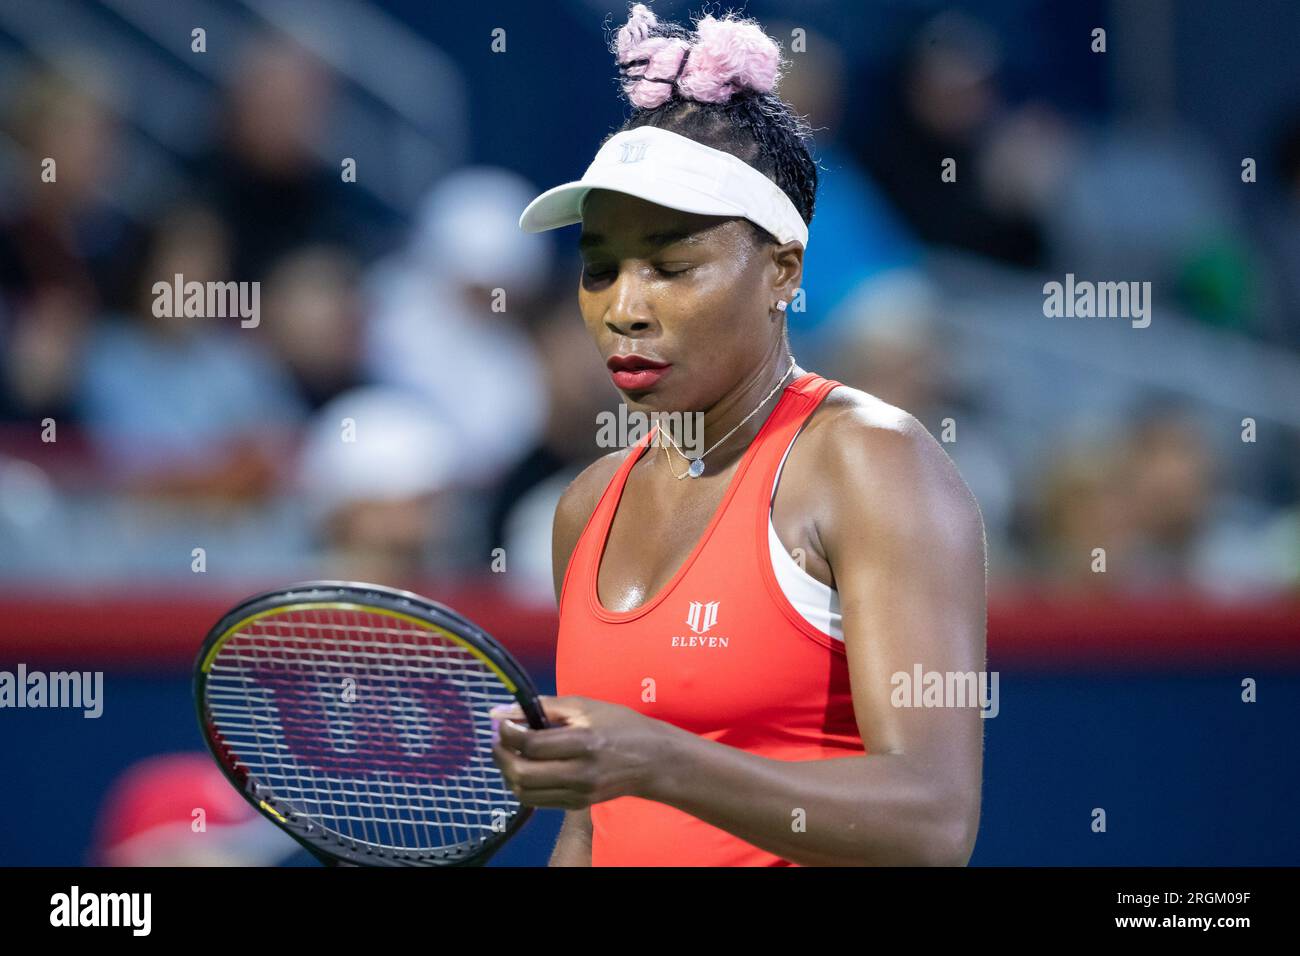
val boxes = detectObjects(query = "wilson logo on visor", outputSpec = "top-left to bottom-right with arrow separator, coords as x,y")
618,141 -> 650,164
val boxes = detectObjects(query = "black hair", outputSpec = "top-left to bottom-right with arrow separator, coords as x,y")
602,14 -> 819,247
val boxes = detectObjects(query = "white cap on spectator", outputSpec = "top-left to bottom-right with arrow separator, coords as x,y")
412,166 -> 552,292
297,386 -> 456,524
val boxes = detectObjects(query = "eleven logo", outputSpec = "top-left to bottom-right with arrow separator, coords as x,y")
685,600 -> 719,635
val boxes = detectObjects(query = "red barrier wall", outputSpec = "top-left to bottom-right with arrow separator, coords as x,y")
1,582 -> 1297,669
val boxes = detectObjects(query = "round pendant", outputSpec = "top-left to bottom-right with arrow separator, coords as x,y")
688,458 -> 705,478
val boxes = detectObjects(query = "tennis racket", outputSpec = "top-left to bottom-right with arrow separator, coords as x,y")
194,580 -> 547,867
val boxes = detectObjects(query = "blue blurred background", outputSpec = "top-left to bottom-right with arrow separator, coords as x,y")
0,0 -> 1297,865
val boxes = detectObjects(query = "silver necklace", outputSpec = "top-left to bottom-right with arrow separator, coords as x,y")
658,358 -> 798,479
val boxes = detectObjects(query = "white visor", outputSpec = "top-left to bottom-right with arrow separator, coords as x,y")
518,126 -> 809,249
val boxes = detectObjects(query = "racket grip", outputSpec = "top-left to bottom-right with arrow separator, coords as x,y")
490,701 -> 548,734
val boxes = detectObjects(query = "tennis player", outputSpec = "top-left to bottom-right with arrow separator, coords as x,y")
492,3 -> 986,866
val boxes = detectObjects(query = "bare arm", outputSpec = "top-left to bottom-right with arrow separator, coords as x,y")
544,458 -> 618,867
548,807 -> 593,866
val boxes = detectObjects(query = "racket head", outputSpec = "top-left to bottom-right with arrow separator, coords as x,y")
193,580 -> 547,867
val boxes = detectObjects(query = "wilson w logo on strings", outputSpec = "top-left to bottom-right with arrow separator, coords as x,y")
235,669 -> 478,780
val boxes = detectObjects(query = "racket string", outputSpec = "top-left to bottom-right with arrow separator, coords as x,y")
206,606 -> 523,856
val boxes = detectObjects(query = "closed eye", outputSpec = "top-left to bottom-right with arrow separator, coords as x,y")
583,263 -> 695,281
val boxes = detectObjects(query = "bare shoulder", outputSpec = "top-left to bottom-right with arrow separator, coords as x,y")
796,384 -> 984,544
553,447 -> 625,526
550,446 -> 635,604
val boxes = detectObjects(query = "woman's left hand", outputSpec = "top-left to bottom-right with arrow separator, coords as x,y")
490,696 -> 677,810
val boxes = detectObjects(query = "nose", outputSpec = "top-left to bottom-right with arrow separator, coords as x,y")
603,269 -> 659,336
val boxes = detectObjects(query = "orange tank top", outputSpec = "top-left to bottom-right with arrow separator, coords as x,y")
555,372 -> 866,866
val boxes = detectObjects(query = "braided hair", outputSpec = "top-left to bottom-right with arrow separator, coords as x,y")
604,3 -> 819,247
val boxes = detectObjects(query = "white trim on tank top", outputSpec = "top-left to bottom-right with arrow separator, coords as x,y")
768,423 -> 844,642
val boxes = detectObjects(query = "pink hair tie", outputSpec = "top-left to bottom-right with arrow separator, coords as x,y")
617,1 -> 657,50
613,3 -> 782,109
678,12 -> 780,103
617,41 -> 692,110
616,3 -> 691,110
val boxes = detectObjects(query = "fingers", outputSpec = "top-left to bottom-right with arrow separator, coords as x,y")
494,746 -> 593,791
490,696 -> 592,727
490,696 -> 593,744
512,789 -> 590,810
495,716 -> 594,761
489,696 -> 603,810
492,742 -> 596,808
535,696 -> 591,720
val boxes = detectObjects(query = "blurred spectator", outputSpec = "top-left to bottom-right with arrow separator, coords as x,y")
854,11 -> 1073,268
821,272 -> 1015,562
362,167 -> 552,486
1024,431 -> 1137,592
1123,404 -> 1295,596
73,203 -> 307,499
191,36 -> 364,282
261,246 -> 367,410
0,452 -> 60,553
1023,401 -> 1296,595
1044,121 -> 1258,331
764,21 -> 921,364
1119,407 -> 1216,587
92,753 -> 303,866
488,277 -> 617,601
297,385 -> 461,584
0,58 -> 135,421
1253,107 -> 1300,349
823,275 -> 946,415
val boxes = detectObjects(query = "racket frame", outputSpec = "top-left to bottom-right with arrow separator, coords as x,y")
193,580 -> 547,867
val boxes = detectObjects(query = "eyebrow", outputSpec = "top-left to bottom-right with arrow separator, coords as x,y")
578,229 -> 703,251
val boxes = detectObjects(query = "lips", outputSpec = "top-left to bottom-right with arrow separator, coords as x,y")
606,354 -> 669,372
606,354 -> 672,391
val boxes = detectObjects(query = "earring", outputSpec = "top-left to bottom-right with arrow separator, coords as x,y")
773,300 -> 787,316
